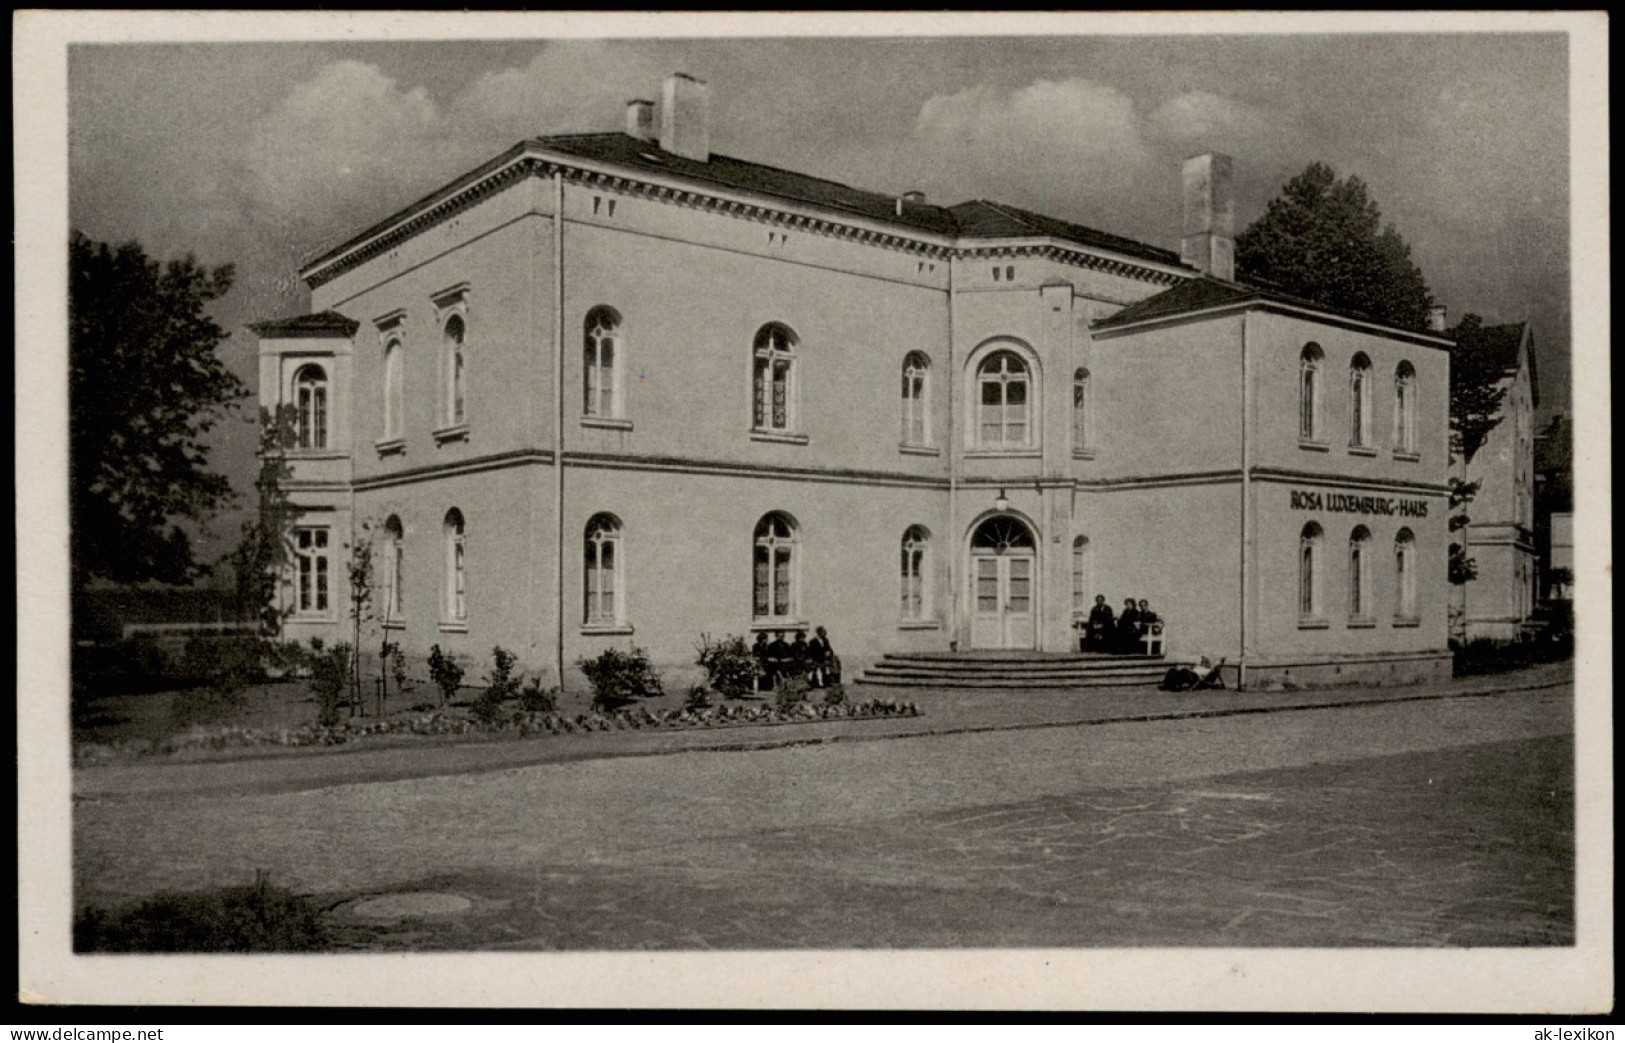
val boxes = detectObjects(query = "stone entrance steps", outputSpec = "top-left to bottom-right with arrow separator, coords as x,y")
857,651 -> 1168,689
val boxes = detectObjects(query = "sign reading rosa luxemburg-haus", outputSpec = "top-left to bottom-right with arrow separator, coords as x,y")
1290,489 -> 1430,517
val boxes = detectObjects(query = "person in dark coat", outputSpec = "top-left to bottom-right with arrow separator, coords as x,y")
807,625 -> 833,687
1085,595 -> 1115,652
1137,599 -> 1160,642
765,630 -> 791,687
790,631 -> 810,682
752,632 -> 772,691
1116,598 -> 1141,654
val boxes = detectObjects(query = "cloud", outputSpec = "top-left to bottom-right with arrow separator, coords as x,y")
1146,90 -> 1284,163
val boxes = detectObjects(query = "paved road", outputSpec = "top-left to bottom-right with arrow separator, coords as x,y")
73,683 -> 1573,948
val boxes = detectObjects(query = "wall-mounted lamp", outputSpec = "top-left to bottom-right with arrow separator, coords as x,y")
994,488 -> 1009,512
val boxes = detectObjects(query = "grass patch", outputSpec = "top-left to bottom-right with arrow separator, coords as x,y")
74,872 -> 329,952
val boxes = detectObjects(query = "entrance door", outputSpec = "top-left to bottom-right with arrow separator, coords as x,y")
969,516 -> 1037,649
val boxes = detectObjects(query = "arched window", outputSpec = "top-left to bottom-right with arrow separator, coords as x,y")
443,509 -> 466,622
1394,528 -> 1417,620
294,364 -> 328,450
1393,361 -> 1416,453
293,527 -> 330,615
752,324 -> 797,434
382,515 -> 405,621
1072,368 -> 1091,452
901,352 -> 930,446
1349,353 -> 1373,448
584,307 -> 621,419
901,525 -> 930,619
1349,525 -> 1372,619
1299,344 -> 1323,442
753,512 -> 798,621
1071,535 -> 1091,612
584,513 -> 623,626
382,340 -> 404,441
1299,522 -> 1323,619
444,315 -> 467,426
977,350 -> 1031,448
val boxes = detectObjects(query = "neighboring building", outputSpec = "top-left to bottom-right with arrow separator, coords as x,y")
1450,319 -> 1540,640
1534,412 -> 1573,600
252,74 -> 1454,689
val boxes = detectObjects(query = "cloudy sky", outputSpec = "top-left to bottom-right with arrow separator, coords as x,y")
60,18 -> 1575,560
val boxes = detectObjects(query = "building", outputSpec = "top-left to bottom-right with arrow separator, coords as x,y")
252,73 -> 1454,690
1534,412 -> 1573,601
1449,319 -> 1540,640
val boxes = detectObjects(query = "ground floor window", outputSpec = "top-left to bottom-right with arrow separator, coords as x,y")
901,525 -> 929,619
753,511 -> 798,621
1349,525 -> 1373,619
1299,522 -> 1323,619
1394,528 -> 1416,619
444,509 -> 466,622
584,513 -> 623,626
294,527 -> 330,616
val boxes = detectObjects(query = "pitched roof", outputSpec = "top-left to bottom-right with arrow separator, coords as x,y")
1090,275 -> 1447,343
247,310 -> 360,337
945,199 -> 1182,266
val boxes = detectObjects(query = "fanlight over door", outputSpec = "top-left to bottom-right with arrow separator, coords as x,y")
968,516 -> 1037,650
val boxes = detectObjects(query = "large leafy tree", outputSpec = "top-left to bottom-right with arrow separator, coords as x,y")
1236,162 -> 1434,332
70,232 -> 246,589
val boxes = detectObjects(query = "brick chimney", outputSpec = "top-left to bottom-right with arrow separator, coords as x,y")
625,99 -> 656,142
1428,304 -> 1448,333
659,73 -> 710,162
1180,152 -> 1235,282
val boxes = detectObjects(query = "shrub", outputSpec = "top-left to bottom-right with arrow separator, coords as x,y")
117,633 -> 173,684
695,633 -> 758,699
180,634 -> 265,689
427,644 -> 464,706
74,872 -> 328,953
684,684 -> 711,712
773,674 -> 810,713
471,646 -> 520,725
309,642 -> 352,727
578,646 -> 663,711
519,677 -> 558,713
167,684 -> 248,732
822,682 -> 846,706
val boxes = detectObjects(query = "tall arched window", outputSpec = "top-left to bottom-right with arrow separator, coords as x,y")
1349,353 -> 1373,447
1394,528 -> 1417,620
977,350 -> 1031,448
1071,535 -> 1091,612
584,307 -> 621,419
901,352 -> 930,446
753,512 -> 798,621
444,315 -> 467,426
900,525 -> 930,619
1299,522 -> 1323,619
382,339 -> 404,441
293,527 -> 330,615
294,364 -> 328,450
1072,368 -> 1091,452
1299,344 -> 1323,442
382,515 -> 405,621
1349,525 -> 1373,619
1393,361 -> 1416,453
443,509 -> 466,622
584,513 -> 623,626
752,324 -> 797,434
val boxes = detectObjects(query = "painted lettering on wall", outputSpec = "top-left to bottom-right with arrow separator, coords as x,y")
1290,489 -> 1429,517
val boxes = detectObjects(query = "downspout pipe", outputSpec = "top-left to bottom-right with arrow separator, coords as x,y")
1238,311 -> 1250,690
947,254 -> 960,650
552,171 -> 566,687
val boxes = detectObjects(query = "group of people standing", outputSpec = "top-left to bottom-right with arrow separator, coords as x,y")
1080,596 -> 1162,654
752,626 -> 839,690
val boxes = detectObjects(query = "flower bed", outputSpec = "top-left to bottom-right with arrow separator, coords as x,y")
73,698 -> 921,763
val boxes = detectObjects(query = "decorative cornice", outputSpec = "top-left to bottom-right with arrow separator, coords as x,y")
300,144 -> 1193,291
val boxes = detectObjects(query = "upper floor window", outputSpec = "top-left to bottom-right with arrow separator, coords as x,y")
1299,343 -> 1324,442
901,525 -> 930,620
753,511 -> 799,621
293,526 -> 330,616
444,315 -> 467,427
293,364 -> 328,450
382,514 -> 405,622
901,352 -> 931,446
584,307 -> 622,420
1393,361 -> 1416,454
382,339 -> 404,441
1348,525 -> 1373,619
1299,521 -> 1324,619
584,513 -> 624,627
1394,528 -> 1417,619
752,323 -> 798,434
1072,368 -> 1091,453
1349,353 -> 1373,448
443,508 -> 466,622
976,350 -> 1031,448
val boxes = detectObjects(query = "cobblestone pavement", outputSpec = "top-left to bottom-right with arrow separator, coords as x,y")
75,684 -> 1574,949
